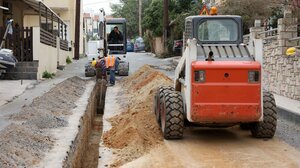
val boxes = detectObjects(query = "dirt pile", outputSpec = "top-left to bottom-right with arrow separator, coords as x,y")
0,76 -> 86,167
102,65 -> 173,167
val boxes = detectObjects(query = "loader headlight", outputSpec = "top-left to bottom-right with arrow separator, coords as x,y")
195,70 -> 206,83
248,71 -> 260,83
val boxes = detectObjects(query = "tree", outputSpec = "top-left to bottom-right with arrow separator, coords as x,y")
142,0 -> 200,54
218,0 -> 282,33
111,0 -> 152,38
142,0 -> 164,37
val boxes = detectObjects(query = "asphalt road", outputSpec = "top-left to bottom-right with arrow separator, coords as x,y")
126,52 -> 176,78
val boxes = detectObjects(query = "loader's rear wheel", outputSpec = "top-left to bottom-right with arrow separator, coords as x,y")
161,90 -> 184,139
154,86 -> 175,126
251,92 -> 277,138
154,92 -> 160,124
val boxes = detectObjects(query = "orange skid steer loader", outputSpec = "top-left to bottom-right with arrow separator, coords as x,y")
154,15 -> 277,139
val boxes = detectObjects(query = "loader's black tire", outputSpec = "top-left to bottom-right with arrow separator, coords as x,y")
161,90 -> 184,139
154,86 -> 175,125
154,91 -> 160,124
251,92 -> 277,138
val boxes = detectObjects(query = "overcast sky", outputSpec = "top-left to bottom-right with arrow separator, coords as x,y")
83,0 -> 121,15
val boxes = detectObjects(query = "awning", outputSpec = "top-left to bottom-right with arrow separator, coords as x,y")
22,0 -> 67,25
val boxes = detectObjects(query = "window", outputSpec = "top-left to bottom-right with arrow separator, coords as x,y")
197,19 -> 238,42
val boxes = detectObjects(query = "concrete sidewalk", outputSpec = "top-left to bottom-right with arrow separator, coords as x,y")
0,80 -> 37,106
274,94 -> 300,124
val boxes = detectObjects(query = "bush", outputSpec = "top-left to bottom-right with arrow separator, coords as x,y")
42,71 -> 55,79
66,56 -> 72,64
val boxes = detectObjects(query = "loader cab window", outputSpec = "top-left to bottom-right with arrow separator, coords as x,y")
106,23 -> 126,54
106,24 -> 124,44
197,19 -> 238,42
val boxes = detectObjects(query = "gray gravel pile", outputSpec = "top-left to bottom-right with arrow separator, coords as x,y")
1,76 -> 87,167
10,76 -> 86,121
0,124 -> 53,167
25,112 -> 68,129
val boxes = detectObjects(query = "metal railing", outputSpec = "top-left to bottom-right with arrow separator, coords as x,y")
257,28 -> 278,39
288,37 -> 300,48
257,29 -> 278,44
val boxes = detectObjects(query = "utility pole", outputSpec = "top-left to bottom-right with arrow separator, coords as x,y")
138,0 -> 142,37
163,0 -> 169,50
74,0 -> 81,60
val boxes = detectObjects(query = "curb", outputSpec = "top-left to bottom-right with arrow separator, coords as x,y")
277,106 -> 300,125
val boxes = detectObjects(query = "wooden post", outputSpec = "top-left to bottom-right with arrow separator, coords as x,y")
58,20 -> 60,38
138,0 -> 142,37
74,0 -> 81,59
39,2 -> 41,28
51,13 -> 54,34
65,24 -> 67,41
46,7 -> 48,31
163,0 -> 169,51
30,27 -> 33,61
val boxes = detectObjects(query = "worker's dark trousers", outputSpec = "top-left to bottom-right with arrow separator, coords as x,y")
109,69 -> 115,85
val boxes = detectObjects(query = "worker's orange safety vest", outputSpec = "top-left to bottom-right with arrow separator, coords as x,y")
105,55 -> 116,68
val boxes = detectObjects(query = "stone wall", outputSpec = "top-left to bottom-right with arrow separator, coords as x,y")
260,15 -> 300,100
263,40 -> 300,100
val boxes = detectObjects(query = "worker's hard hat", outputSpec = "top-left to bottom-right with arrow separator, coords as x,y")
286,47 -> 298,57
210,6 -> 218,15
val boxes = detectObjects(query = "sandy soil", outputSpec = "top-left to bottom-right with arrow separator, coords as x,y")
0,77 -> 86,167
102,65 -> 173,167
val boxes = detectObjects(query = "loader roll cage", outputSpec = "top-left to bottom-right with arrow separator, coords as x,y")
185,15 -> 243,45
184,15 -> 254,61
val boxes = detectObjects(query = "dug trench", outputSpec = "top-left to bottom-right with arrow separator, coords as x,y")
63,79 -> 107,168
61,65 -> 171,167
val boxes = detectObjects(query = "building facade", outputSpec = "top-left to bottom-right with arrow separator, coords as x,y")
43,0 -> 84,56
0,0 -> 83,79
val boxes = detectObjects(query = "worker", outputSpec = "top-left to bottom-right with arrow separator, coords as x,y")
105,54 -> 116,86
206,51 -> 215,61
108,26 -> 123,44
91,58 -> 97,68
108,26 -> 123,51
96,56 -> 107,81
210,6 -> 218,15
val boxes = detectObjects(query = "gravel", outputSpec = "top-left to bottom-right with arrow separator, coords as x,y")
276,116 -> 300,149
0,76 -> 87,167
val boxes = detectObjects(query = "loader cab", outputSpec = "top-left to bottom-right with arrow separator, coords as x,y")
106,18 -> 127,55
185,15 -> 243,45
185,16 -> 252,61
